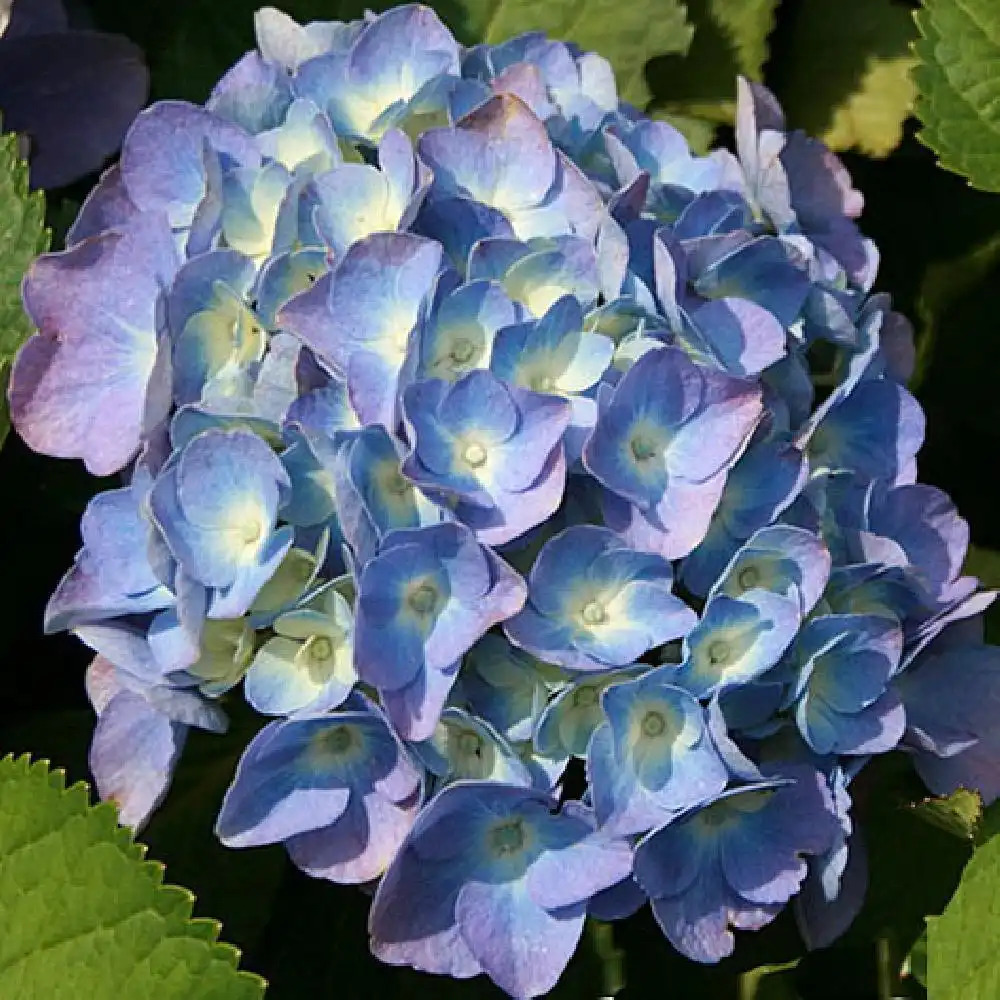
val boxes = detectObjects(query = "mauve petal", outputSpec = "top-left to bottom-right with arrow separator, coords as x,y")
89,689 -> 186,830
456,879 -> 586,999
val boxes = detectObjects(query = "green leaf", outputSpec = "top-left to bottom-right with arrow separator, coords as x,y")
913,0 -> 1000,192
768,0 -> 918,157
481,0 -> 693,109
141,710 -> 285,955
0,131 -> 48,362
964,545 -> 1000,588
904,929 -> 928,989
927,824 -> 1000,998
0,131 -> 49,449
646,0 -> 779,125
0,754 -> 265,1000
909,788 -> 984,841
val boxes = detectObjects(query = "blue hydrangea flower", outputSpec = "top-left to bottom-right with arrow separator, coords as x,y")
681,440 -> 807,596
584,345 -> 763,559
416,277 -> 522,382
802,377 -> 925,484
505,525 -> 696,672
294,5 -> 461,144
897,634 -> 1000,804
244,582 -> 356,715
783,614 -> 904,756
45,468 -> 173,633
369,781 -> 632,998
308,128 -> 428,255
166,249 -> 262,405
331,424 -> 442,566
468,235 -> 601,317
402,369 -> 571,545
489,295 -> 612,460
709,524 -> 831,616
149,428 -> 293,619
278,231 -> 443,428
534,665 -> 641,760
119,101 -> 262,251
15,6 -> 1000,987
667,588 -> 801,698
84,650 -> 228,830
587,672 -> 729,835
633,769 -> 840,963
216,695 -> 422,883
735,77 -> 873,287
354,522 -> 527,739
417,93 -> 604,252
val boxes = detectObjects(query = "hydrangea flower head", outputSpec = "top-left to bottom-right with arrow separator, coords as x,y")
12,5 -> 1000,994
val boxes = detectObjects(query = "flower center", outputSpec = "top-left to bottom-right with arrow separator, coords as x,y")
240,519 -> 264,546
737,565 -> 760,590
408,582 -> 439,616
385,468 -> 410,496
463,442 -> 488,468
317,724 -> 354,757
450,338 -> 475,364
572,685 -> 599,708
489,818 -> 526,857
531,374 -> 555,393
581,600 -> 607,626
708,640 -> 731,666
641,710 -> 667,738
308,636 -> 334,663
630,434 -> 658,462
457,730 -> 482,757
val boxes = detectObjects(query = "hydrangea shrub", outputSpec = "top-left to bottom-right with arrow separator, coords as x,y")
11,4 -> 1000,997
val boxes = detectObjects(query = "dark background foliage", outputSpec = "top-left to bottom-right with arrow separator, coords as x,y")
2,0 -> 997,996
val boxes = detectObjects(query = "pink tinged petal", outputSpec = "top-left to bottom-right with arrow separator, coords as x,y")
286,788 -> 419,884
455,879 -> 586,999
666,372 -> 763,484
369,844 -> 483,980
89,689 -> 186,830
120,101 -> 260,227
525,827 -> 634,910
10,213 -> 180,476
66,164 -> 138,245
421,94 -> 556,212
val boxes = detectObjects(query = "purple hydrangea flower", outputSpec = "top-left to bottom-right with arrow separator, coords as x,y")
149,427 -> 293,619
784,614 -> 905,756
588,672 -> 729,835
369,781 -> 632,998
584,345 -> 763,559
633,769 -> 841,963
505,525 -> 696,672
216,695 -> 422,883
402,369 -> 570,545
354,521 -> 526,739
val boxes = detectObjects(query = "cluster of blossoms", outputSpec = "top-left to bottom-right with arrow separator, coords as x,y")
11,5 -> 1000,997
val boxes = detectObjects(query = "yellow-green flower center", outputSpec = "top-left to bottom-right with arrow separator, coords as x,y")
463,442 -> 488,468
641,710 -> 667,738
